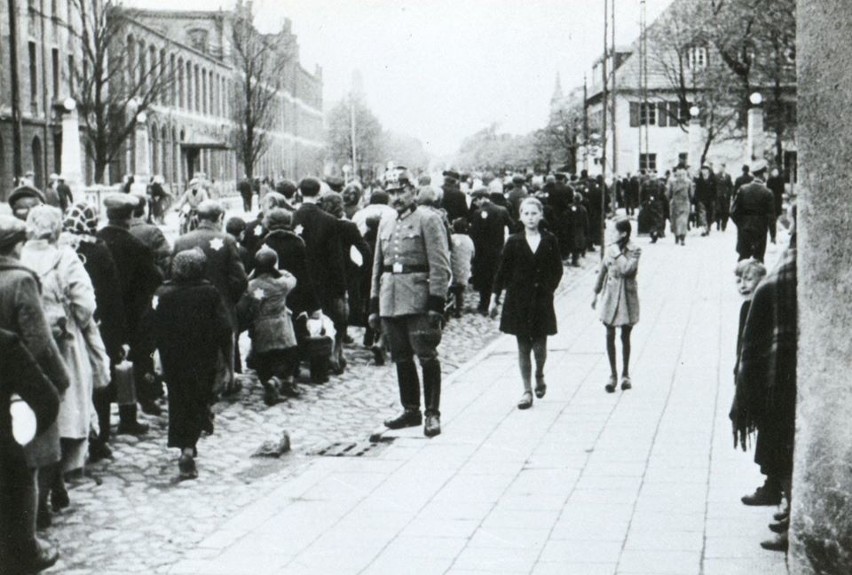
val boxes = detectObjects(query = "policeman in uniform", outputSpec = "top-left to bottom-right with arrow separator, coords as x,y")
369,169 -> 451,437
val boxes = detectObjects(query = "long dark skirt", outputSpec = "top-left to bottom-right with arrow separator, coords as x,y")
163,367 -> 215,450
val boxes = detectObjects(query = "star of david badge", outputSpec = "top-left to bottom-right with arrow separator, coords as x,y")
151,296 -> 159,310
294,224 -> 304,236
253,288 -> 265,299
481,211 -> 488,219
254,225 -> 263,236
209,238 -> 224,251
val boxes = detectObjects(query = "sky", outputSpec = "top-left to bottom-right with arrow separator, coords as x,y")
128,0 -> 672,156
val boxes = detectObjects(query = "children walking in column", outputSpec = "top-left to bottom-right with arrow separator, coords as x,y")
490,198 -> 564,409
592,218 -> 642,393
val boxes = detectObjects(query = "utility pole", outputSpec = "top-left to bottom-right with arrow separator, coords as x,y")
601,0 -> 608,260
349,94 -> 357,180
610,0 -> 617,179
641,0 -> 649,167
7,0 -> 23,187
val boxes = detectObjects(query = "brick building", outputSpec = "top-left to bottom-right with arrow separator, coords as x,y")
0,1 -> 324,200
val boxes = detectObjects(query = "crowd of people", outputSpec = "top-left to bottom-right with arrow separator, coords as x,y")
0,153 -> 794,572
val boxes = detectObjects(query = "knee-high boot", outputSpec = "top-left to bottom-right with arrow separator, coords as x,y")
422,359 -> 441,417
396,360 -> 421,412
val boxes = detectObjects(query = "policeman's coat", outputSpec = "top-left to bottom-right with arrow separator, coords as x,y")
370,206 -> 451,317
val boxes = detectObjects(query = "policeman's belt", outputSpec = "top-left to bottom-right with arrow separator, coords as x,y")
383,264 -> 429,274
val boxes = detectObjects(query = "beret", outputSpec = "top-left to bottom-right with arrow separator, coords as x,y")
0,215 -> 28,248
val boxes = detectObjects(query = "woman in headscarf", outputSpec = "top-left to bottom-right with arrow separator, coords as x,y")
22,205 -> 107,526
144,249 -> 231,480
60,203 -> 128,463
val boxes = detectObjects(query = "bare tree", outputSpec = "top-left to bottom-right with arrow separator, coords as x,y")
325,94 -> 384,180
65,0 -> 172,184
229,3 -> 291,181
649,0 -> 741,166
534,94 -> 586,173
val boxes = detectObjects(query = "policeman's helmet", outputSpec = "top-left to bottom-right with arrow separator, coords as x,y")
384,166 -> 413,191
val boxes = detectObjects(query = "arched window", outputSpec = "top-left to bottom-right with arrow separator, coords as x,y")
126,35 -> 135,89
150,123 -> 159,180
31,137 -> 44,190
194,64 -> 200,112
170,54 -> 177,106
161,125 -> 169,178
138,41 -> 146,87
177,58 -> 184,109
186,61 -> 193,111
201,69 -> 207,115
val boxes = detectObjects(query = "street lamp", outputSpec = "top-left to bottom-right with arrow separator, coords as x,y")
689,105 -> 700,118
749,92 -> 763,106
62,97 -> 76,112
136,110 -> 147,124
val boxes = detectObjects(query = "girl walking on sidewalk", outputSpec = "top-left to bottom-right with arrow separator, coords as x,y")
490,198 -> 563,409
592,218 -> 642,393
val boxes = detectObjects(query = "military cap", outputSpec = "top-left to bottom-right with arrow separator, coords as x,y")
0,215 -> 28,249
750,158 -> 768,175
442,170 -> 460,181
196,200 -> 224,221
8,185 -> 46,206
103,193 -> 141,219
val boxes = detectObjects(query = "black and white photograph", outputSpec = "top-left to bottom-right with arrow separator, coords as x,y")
0,0 -> 846,573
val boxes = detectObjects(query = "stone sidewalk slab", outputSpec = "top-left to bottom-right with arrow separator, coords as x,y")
165,227 -> 790,575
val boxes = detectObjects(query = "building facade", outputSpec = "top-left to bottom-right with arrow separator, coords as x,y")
0,1 -> 324,200
581,0 -> 797,181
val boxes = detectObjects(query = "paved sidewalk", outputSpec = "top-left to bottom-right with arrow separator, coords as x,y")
165,227 -> 791,575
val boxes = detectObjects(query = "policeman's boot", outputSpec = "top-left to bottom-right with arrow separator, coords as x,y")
422,359 -> 442,438
384,360 -> 422,429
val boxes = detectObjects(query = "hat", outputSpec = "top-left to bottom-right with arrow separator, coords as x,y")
171,248 -> 206,281
264,207 -> 293,231
750,158 -> 768,175
189,178 -> 199,187
49,173 -> 60,181
325,176 -> 345,192
470,186 -> 489,200
103,193 -> 141,219
8,185 -> 45,206
369,190 -> 390,205
442,170 -> 460,181
384,168 -> 412,191
63,203 -> 99,235
0,215 -> 28,249
225,216 -> 246,236
512,174 -> 526,185
253,245 -> 281,278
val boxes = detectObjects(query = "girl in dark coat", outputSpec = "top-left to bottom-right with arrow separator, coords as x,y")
145,249 -> 231,480
490,197 -> 563,410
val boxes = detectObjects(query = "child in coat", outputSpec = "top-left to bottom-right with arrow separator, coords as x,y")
592,218 -> 642,393
733,258 -> 767,380
489,198 -> 564,409
237,246 -> 300,405
449,218 -> 475,318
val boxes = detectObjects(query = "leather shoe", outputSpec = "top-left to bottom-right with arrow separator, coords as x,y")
741,484 -> 782,506
384,409 -> 422,430
178,454 -> 198,481
769,518 -> 789,534
117,420 -> 149,436
89,441 -> 113,463
773,510 -> 790,522
424,414 -> 441,438
760,531 -> 788,552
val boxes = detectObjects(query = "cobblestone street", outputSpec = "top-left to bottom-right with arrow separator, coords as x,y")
42,210 -> 598,575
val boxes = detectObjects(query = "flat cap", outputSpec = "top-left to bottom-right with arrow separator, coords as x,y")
0,215 -> 28,249
8,185 -> 46,206
103,193 -> 141,219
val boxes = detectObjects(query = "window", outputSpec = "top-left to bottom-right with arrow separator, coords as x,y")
639,153 -> 657,172
188,29 -> 209,54
67,54 -> 74,95
630,102 -> 657,127
688,46 -> 707,70
678,153 -> 688,166
52,48 -> 60,99
28,42 -> 38,111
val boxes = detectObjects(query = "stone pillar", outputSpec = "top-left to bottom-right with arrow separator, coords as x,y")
745,105 -> 764,163
687,116 -> 704,168
130,115 -> 150,195
59,103 -> 84,194
791,2 -> 852,573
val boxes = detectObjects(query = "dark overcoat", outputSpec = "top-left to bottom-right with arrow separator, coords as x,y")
260,230 -> 320,316
97,224 -> 163,349
145,280 -> 231,448
470,201 -> 515,292
441,187 -> 469,223
493,232 -> 563,337
293,203 -> 347,303
565,203 -> 589,253
173,222 -> 248,329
